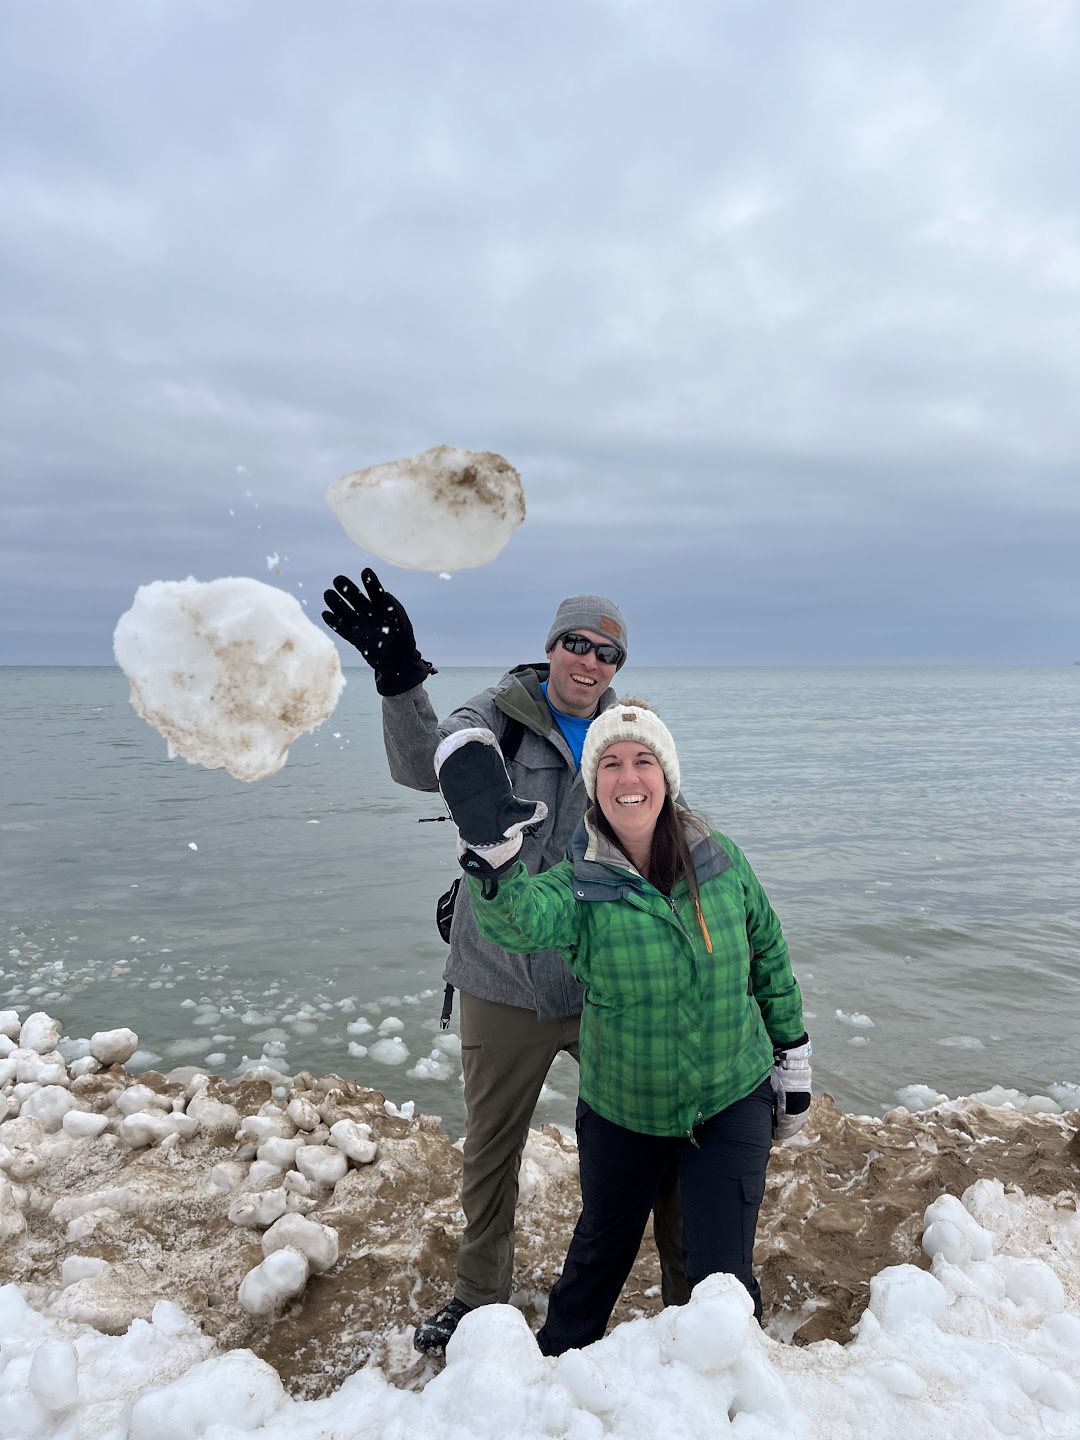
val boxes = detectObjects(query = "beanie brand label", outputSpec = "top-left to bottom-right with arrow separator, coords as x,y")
599,616 -> 622,639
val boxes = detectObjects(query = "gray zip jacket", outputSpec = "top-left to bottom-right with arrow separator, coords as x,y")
381,663 -> 618,1020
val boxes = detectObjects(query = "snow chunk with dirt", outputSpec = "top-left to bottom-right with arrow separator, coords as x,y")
326,444 -> 526,572
113,577 -> 345,782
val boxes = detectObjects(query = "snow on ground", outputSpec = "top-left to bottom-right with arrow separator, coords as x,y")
112,577 -> 344,782
325,445 -> 526,572
0,1006 -> 1077,1438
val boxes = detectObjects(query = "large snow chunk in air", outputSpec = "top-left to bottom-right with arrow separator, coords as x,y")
326,444 -> 525,572
113,577 -> 345,782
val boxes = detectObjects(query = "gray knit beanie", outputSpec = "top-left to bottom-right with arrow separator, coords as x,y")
544,595 -> 628,669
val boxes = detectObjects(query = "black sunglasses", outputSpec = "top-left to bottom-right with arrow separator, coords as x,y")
560,632 -> 623,666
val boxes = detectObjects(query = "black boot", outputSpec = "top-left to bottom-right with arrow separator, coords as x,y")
414,1296 -> 474,1353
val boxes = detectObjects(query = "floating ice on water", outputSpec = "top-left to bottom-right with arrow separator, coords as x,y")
377,1016 -> 404,1035
938,1035 -> 985,1050
835,1010 -> 874,1028
369,1037 -> 409,1066
325,445 -> 526,572
113,577 -> 345,782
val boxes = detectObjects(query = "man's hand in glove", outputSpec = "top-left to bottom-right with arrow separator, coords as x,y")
770,1034 -> 812,1141
322,569 -> 436,697
434,728 -> 547,896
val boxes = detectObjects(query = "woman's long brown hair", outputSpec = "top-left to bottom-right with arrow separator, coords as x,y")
594,793 -> 701,912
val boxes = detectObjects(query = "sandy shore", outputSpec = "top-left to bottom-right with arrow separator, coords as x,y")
1,1015 -> 1077,1399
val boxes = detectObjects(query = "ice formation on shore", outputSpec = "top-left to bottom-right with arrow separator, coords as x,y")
325,445 -> 526,572
0,1004 -> 1078,1438
113,577 -> 345,782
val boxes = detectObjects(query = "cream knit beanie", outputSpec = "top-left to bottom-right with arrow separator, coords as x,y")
581,699 -> 680,800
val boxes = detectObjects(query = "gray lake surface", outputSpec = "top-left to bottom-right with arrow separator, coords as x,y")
2,665 -> 1078,1138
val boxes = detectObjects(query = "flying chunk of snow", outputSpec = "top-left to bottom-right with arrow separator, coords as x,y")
266,552 -> 280,571
325,444 -> 525,572
113,577 -> 345,782
188,842 -> 198,851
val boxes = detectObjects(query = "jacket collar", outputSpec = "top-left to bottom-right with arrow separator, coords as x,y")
569,807 -> 733,900
492,664 -> 618,744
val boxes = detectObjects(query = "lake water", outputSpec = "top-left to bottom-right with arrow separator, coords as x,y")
1,665 -> 1078,1137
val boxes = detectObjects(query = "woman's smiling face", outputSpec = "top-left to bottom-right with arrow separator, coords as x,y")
595,740 -> 666,859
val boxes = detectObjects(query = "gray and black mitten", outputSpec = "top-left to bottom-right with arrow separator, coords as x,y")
770,1034 -> 812,1141
433,728 -> 547,896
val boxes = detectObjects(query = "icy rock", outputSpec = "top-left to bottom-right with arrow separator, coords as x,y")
328,1119 -> 378,1165
0,1389 -> 50,1438
286,1192 -> 318,1214
15,1049 -> 68,1084
119,1111 -> 178,1147
868,1263 -> 949,1332
89,1027 -> 139,1066
237,1113 -> 295,1145
207,1160 -> 247,1193
19,1012 -> 62,1054
68,1055 -> 100,1078
237,1248 -> 310,1317
0,1010 -> 20,1040
377,1015 -> 404,1035
28,1339 -> 79,1411
61,1256 -> 111,1287
262,1212 -> 339,1272
283,1169 -> 313,1196
115,1084 -> 166,1116
286,1096 -> 321,1131
229,1188 -> 288,1228
0,1175 -> 27,1243
922,1193 -> 995,1266
0,1057 -> 16,1087
19,1085 -> 76,1133
113,576 -> 346,783
128,1348 -> 286,1439
326,444 -> 526,572
670,1272 -> 754,1372
439,1304 -> 547,1429
257,1135 -> 302,1168
247,1159 -> 285,1189
295,1144 -> 348,1186
0,1035 -> 13,1058
185,1093 -> 240,1134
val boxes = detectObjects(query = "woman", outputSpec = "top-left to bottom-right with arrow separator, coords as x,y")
434,700 -> 810,1356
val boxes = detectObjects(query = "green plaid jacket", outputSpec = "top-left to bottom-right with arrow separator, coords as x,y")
467,812 -> 804,1138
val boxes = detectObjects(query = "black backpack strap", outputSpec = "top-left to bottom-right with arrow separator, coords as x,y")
499,714 -> 526,764
440,983 -> 455,1030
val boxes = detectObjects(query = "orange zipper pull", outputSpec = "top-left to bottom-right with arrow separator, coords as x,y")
692,895 -> 713,953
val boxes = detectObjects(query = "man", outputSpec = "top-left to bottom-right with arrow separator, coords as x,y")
322,569 -> 687,1351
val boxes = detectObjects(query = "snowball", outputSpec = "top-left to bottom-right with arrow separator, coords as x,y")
377,1015 -> 404,1035
895,1084 -> 949,1111
128,1349 -> 285,1438
237,1113 -> 294,1145
113,576 -> 345,782
347,1042 -> 368,1059
325,444 -> 526,572
286,1096 -> 321,1131
19,1085 -> 76,1133
261,1213 -> 339,1272
922,1193 -> 995,1267
867,1264 -> 949,1332
18,1012 -> 61,1054
185,1094 -> 240,1134
0,1010 -> 20,1040
406,1052 -> 454,1082
294,1144 -> 348,1186
28,1339 -> 79,1411
89,1028 -> 139,1066
346,1017 -> 373,1037
257,1135 -> 302,1168
237,1248 -> 310,1317
669,1272 -> 754,1373
369,1037 -> 409,1066
116,1084 -> 166,1116
328,1119 -> 377,1165
228,1188 -> 288,1229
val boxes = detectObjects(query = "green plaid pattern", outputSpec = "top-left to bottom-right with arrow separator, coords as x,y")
468,832 -> 803,1137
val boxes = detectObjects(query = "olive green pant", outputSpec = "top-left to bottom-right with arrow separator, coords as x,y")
455,991 -> 689,1310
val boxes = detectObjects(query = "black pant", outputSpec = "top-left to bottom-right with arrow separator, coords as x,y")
537,1079 -> 774,1357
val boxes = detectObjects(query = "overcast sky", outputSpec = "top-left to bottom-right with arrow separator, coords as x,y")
2,0 -> 1078,667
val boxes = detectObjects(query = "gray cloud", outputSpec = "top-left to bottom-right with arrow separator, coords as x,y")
2,0 -> 1078,666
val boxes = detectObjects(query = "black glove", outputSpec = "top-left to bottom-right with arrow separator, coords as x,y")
434,729 -> 547,847
321,569 -> 436,697
434,729 -> 548,896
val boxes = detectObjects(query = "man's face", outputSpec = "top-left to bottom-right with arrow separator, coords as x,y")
545,629 -> 621,718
